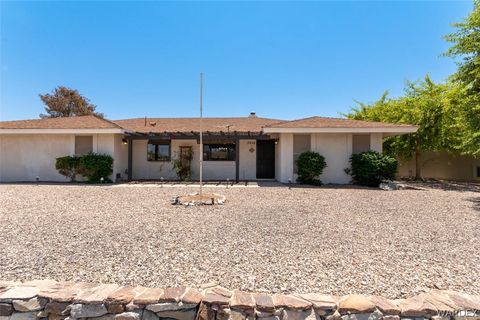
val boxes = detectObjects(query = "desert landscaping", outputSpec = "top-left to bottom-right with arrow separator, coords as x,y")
0,183 -> 478,299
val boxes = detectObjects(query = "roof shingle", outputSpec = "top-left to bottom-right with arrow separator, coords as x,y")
0,115 -> 121,130
113,117 -> 282,134
264,116 -> 416,129
0,115 -> 417,132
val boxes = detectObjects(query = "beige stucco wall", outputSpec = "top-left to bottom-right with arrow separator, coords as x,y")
311,133 -> 352,184
277,133 -> 294,183
398,151 -> 480,182
113,135 -> 128,181
239,140 -> 256,180
0,133 -> 123,182
131,139 -> 252,181
275,132 -> 384,184
0,134 -> 73,182
132,139 -> 177,180
370,133 -> 383,153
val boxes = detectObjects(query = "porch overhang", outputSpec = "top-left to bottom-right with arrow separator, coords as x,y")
123,130 -> 273,182
123,130 -> 272,141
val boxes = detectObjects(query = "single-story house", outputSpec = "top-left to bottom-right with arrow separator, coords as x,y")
0,113 -> 418,183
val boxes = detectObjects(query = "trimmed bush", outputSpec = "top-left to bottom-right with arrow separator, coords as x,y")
55,156 -> 81,181
296,151 -> 327,185
78,153 -> 114,183
349,151 -> 398,186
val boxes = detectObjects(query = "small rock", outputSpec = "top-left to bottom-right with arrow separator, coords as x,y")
181,288 -> 203,305
69,303 -> 108,318
156,309 -> 197,320
115,312 -> 141,320
37,311 -> 49,318
230,291 -> 255,309
272,294 -> 312,310
107,304 -> 126,314
45,302 -> 70,315
142,310 -> 159,320
326,311 -> 342,320
94,315 -> 115,320
379,181 -> 406,191
253,294 -> 275,312
13,297 -> 47,312
339,295 -> 376,314
0,287 -> 40,302
216,308 -> 231,320
381,316 -> 400,320
0,304 -> 13,317
147,302 -> 196,313
125,303 -> 144,311
228,310 -> 247,320
298,293 -> 337,312
48,314 -> 66,320
342,312 -> 380,320
196,303 -> 215,320
10,312 -> 38,320
282,308 -> 317,320
369,309 -> 383,320
255,311 -> 277,318
258,317 -> 280,320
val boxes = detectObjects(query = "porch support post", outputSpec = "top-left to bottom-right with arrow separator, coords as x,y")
127,138 -> 133,181
235,138 -> 240,183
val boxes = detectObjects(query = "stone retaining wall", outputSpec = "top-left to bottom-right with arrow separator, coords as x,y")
0,280 -> 479,320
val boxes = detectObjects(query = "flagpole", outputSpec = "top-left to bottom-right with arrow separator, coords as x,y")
199,73 -> 204,196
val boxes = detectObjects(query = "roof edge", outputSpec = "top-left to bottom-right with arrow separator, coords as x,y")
263,126 -> 419,134
0,128 -> 125,134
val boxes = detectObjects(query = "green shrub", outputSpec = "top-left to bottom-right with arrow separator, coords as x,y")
78,153 -> 114,183
349,151 -> 398,186
296,151 -> 327,185
55,156 -> 81,181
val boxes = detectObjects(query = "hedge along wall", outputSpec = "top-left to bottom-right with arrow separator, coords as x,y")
0,280 -> 479,320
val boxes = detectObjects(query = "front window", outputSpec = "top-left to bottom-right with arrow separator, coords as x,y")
147,141 -> 170,161
203,143 -> 236,161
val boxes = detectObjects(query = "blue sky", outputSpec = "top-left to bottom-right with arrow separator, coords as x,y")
0,1 -> 473,121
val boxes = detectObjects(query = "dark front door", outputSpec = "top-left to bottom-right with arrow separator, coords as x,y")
256,140 -> 275,179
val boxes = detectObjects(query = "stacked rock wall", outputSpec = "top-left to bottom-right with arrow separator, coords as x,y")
0,280 -> 479,320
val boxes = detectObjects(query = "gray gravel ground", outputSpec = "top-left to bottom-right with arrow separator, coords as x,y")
0,184 -> 478,298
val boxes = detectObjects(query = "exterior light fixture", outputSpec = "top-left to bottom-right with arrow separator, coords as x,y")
122,138 -> 128,145
100,177 -> 104,184
160,177 -> 164,187
226,178 -> 230,188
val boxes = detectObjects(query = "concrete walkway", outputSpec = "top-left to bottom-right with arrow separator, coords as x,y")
113,180 -> 284,188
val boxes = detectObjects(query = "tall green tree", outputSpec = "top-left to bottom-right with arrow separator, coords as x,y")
444,0 -> 480,93
444,0 -> 480,156
39,86 -> 103,118
347,2 -> 480,179
348,76 -> 463,179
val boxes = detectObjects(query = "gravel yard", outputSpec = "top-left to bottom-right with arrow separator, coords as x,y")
0,183 -> 478,298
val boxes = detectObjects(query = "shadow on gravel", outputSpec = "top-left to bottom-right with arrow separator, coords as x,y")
0,182 -> 113,186
467,197 -> 480,211
405,180 -> 480,193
